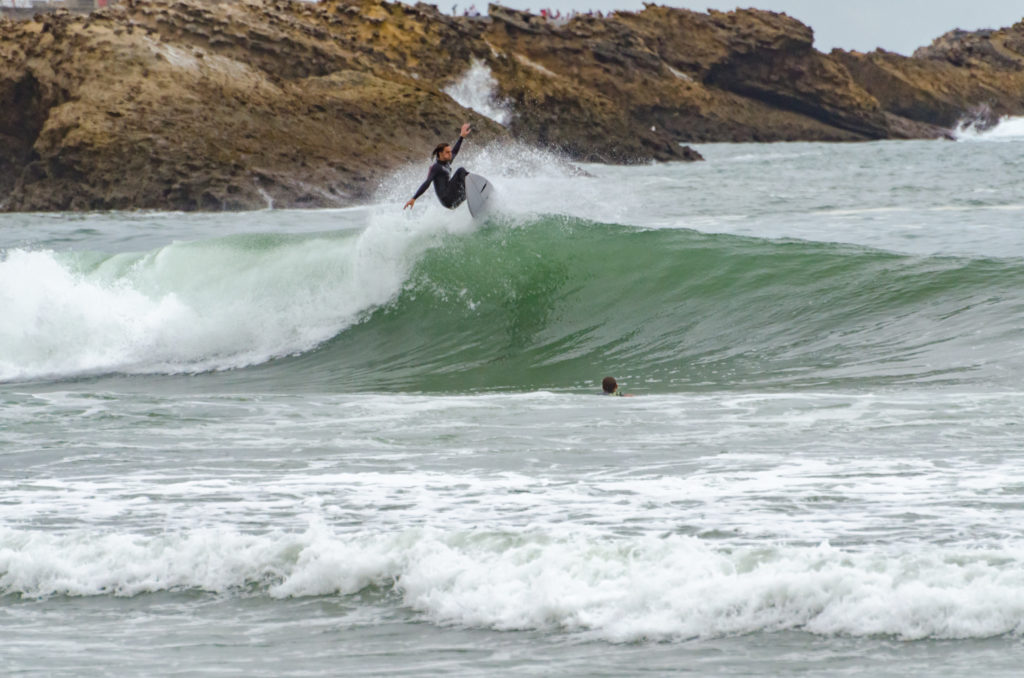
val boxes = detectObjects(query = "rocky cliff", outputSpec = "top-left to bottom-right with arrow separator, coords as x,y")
0,0 -> 510,211
835,21 -> 1024,131
1,0 -> 1022,212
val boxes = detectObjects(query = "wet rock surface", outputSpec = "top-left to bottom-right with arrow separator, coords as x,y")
1,0 -> 1022,212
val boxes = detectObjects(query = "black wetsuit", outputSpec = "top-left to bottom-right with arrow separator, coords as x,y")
411,136 -> 469,209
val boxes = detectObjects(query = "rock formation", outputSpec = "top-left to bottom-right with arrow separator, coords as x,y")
835,21 -> 1024,131
1,0 -> 1023,212
0,0 -> 510,211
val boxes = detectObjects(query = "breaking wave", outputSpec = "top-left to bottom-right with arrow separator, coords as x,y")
955,115 -> 1024,141
4,522 -> 1024,641
3,215 -> 1024,390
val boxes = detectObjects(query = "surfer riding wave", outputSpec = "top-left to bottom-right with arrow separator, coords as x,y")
404,123 -> 472,211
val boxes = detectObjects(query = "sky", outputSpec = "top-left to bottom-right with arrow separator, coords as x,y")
450,1 -> 1024,55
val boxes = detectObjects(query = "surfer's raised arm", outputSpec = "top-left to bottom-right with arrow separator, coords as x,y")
403,123 -> 473,211
456,122 -> 471,143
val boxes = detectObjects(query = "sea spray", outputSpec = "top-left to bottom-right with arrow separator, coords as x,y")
379,139 -> 592,217
443,59 -> 513,126
956,115 -> 1024,141
381,138 -> 659,248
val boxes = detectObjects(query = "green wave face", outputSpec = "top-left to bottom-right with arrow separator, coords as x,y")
8,215 -> 1022,392
290,218 -> 1024,393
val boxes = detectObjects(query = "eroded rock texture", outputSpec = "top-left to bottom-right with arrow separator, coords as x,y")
1,1 -> 1021,211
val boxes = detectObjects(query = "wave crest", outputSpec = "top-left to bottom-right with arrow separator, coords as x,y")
4,523 -> 1024,641
4,219 -> 1022,389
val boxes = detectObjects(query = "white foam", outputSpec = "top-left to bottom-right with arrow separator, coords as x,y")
4,522 -> 1024,641
443,59 -> 513,126
955,116 -> 1024,141
0,214 -> 466,381
381,138 -> 602,222
2,139 -> 608,382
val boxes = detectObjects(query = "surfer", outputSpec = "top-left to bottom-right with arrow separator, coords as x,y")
404,123 -> 472,210
602,377 -> 633,397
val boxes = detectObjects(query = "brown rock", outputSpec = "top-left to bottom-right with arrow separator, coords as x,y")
2,0 -> 1024,212
0,1 -> 507,212
914,23 -> 1024,71
833,22 -> 1024,131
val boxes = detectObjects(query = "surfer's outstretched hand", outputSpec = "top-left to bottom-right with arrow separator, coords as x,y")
460,123 -> 471,138
403,198 -> 415,210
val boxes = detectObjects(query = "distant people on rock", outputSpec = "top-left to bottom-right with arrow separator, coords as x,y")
451,5 -> 609,21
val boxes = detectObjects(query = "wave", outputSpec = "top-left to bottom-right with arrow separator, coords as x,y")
955,115 -> 1024,141
3,216 -> 1024,389
3,522 -> 1024,641
0,217 -> 463,382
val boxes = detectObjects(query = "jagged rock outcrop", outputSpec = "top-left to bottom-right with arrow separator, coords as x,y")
483,5 -> 917,146
914,23 -> 1024,70
0,1 -> 509,211
834,21 -> 1024,130
1,0 -> 1023,212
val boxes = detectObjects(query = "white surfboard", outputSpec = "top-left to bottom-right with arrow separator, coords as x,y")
464,173 -> 494,219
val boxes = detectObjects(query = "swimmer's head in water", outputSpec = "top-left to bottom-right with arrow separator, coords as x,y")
602,376 -> 618,394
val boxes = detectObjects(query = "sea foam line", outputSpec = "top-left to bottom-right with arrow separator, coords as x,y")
956,115 -> 1024,141
4,523 -> 1024,641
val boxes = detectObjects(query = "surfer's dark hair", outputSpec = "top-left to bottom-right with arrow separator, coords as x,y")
602,376 -> 618,394
432,143 -> 449,160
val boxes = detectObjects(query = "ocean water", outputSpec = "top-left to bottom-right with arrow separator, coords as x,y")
4,122 -> 1024,676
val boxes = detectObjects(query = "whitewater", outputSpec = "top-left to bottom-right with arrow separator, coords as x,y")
4,119 -> 1024,676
